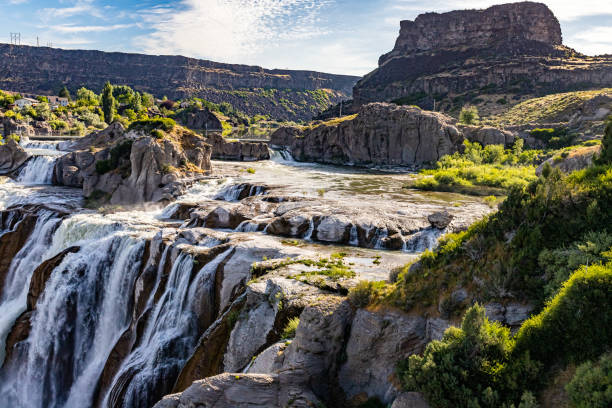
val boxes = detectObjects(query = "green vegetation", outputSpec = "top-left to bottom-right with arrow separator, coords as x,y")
487,89 -> 612,126
281,317 -> 300,339
529,127 -> 575,149
596,117 -> 612,165
95,140 -> 133,176
566,352 -> 612,408
400,261 -> 612,408
101,81 -> 116,124
410,140 -> 540,195
128,117 -> 176,134
348,281 -> 388,308
459,105 -> 479,124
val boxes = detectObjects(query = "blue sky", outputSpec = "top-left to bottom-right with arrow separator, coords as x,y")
1,0 -> 611,75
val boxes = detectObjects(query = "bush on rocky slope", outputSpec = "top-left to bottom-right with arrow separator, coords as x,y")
566,352 -> 612,408
399,263 -> 612,408
391,161 -> 612,313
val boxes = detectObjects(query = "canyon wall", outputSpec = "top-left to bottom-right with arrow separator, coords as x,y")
354,2 -> 612,108
0,44 -> 359,121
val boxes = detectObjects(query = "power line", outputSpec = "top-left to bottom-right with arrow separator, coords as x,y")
10,32 -> 21,45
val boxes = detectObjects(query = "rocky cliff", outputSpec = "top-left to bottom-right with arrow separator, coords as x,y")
0,44 -> 359,121
271,103 -> 465,167
53,123 -> 212,205
353,2 -> 612,109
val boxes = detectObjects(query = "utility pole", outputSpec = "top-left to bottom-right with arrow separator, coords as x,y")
10,32 -> 21,45
37,36 -> 39,47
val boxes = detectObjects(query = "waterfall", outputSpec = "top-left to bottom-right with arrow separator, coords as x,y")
101,248 -> 233,408
0,211 -> 62,365
269,147 -> 295,162
214,183 -> 266,202
17,155 -> 57,185
403,228 -> 444,252
0,233 -> 147,408
236,220 -> 260,232
22,141 -> 61,150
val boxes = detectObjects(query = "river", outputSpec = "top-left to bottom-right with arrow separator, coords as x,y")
0,139 -> 490,408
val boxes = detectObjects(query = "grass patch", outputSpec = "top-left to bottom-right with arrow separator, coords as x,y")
409,140 -> 539,196
281,317 -> 300,339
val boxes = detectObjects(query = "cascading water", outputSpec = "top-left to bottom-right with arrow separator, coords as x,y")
102,248 -> 233,408
22,140 -> 61,150
0,210 -> 62,364
17,155 -> 57,185
403,228 -> 444,252
269,147 -> 295,162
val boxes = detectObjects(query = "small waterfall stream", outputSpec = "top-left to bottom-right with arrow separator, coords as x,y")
16,155 -> 57,184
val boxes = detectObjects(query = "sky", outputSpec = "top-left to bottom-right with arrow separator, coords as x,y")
1,0 -> 611,76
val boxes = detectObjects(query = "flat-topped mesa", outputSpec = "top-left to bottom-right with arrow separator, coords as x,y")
380,2 -> 562,65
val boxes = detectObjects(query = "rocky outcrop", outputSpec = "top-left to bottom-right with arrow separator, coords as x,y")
353,2 -> 612,108
177,108 -> 222,131
270,103 -> 463,167
379,2 -> 561,66
53,124 -> 213,205
0,138 -> 28,174
460,125 -> 517,147
205,133 -> 270,161
536,145 -> 602,176
0,44 -> 359,121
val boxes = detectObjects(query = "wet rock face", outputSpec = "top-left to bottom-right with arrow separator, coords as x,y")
271,103 -> 464,167
380,2 -> 562,65
0,139 -> 28,174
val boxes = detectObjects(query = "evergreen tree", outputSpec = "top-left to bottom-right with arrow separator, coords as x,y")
102,82 -> 116,124
596,117 -> 612,165
59,86 -> 71,101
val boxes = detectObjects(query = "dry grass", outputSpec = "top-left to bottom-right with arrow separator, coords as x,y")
485,88 -> 612,126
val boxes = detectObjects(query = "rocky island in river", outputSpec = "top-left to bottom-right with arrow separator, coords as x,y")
0,1 -> 610,408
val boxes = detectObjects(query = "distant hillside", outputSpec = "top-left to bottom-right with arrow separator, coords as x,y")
353,2 -> 612,114
0,44 -> 359,121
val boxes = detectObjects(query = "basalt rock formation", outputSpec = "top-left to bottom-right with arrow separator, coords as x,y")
271,103 -> 464,167
176,108 -> 223,132
0,44 -> 359,121
0,138 -> 28,174
353,2 -> 612,108
53,123 -> 213,205
204,133 -> 270,162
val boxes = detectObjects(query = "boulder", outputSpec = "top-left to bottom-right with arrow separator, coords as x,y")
178,108 -> 223,131
428,211 -> 453,229
0,138 -> 28,174
391,393 -> 430,408
460,125 -> 516,147
339,309 -> 427,403
205,133 -> 270,161
154,373 -> 322,408
270,103 -> 464,167
536,145 -> 601,176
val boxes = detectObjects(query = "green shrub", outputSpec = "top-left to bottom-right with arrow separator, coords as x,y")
596,117 -> 612,165
281,317 -> 300,339
95,140 -> 133,175
514,263 -> 612,369
151,129 -> 165,139
398,304 -> 540,408
459,105 -> 479,124
566,352 -> 612,408
128,117 -> 176,134
348,281 -> 387,308
530,127 -> 574,149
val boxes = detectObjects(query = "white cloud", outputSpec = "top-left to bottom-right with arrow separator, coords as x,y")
39,0 -> 102,20
52,23 -> 134,33
137,0 -> 332,63
390,0 -> 612,22
567,26 -> 612,55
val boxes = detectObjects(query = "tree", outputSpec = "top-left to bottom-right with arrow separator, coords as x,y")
59,86 -> 71,101
141,92 -> 154,108
459,105 -> 479,125
102,82 -> 116,124
596,117 -> 612,165
76,87 -> 99,106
